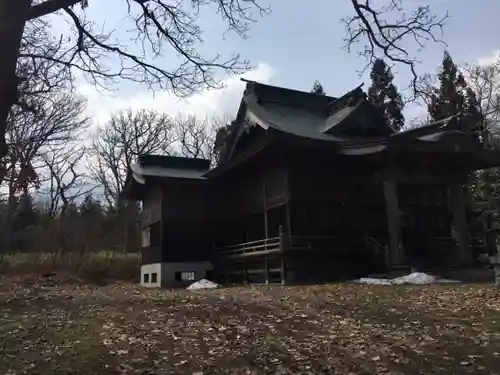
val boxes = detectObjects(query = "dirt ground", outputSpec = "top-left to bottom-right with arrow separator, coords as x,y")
1,276 -> 500,375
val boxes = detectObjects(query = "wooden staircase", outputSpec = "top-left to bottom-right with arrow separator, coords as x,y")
364,235 -> 410,278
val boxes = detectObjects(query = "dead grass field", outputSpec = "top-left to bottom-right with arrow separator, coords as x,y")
1,277 -> 500,375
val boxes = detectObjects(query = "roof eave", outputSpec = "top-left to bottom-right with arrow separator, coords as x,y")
120,168 -> 146,201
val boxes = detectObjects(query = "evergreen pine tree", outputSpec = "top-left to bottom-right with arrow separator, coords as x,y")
79,193 -> 103,219
428,51 -> 482,135
367,59 -> 405,131
311,80 -> 326,95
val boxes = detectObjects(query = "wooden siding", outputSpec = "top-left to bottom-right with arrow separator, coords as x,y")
263,164 -> 288,206
210,154 -> 289,219
160,180 -> 206,221
142,188 -> 162,226
236,170 -> 263,214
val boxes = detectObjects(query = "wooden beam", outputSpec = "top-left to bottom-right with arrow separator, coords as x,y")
279,225 -> 288,285
280,257 -> 286,285
243,259 -> 248,284
264,258 -> 269,285
450,184 -> 473,265
261,171 -> 269,238
383,178 -> 402,268
284,163 -> 293,236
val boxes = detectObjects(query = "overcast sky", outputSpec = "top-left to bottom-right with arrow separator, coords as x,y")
53,0 -> 500,127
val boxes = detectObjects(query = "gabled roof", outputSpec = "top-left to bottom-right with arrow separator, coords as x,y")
216,80 -> 500,172
224,80 -> 394,161
134,154 -> 210,179
120,155 -> 210,200
241,80 -> 392,138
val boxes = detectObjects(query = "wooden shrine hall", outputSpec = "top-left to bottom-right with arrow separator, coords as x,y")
121,80 -> 500,288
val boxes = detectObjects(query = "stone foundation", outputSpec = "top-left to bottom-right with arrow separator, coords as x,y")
141,262 -> 213,288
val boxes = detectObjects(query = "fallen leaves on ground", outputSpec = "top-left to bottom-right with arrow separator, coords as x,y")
1,276 -> 500,374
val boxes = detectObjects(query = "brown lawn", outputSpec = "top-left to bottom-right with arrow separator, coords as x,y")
1,276 -> 500,375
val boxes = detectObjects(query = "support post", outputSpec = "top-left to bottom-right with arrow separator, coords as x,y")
285,168 -> 292,236
450,184 -> 473,266
489,232 -> 500,287
278,225 -> 287,285
264,258 -> 269,285
243,259 -> 248,284
285,200 -> 292,237
224,266 -> 229,285
383,178 -> 402,269
261,171 -> 269,238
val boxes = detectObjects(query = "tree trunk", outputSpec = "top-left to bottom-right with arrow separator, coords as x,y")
0,0 -> 30,163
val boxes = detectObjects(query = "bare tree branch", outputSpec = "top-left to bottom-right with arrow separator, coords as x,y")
462,58 -> 500,148
90,108 -> 175,205
0,0 -> 269,166
174,114 -> 227,161
28,0 -> 84,20
41,145 -> 91,217
343,0 -> 448,98
30,0 -> 270,96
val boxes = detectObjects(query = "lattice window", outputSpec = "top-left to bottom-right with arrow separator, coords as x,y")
175,271 -> 196,282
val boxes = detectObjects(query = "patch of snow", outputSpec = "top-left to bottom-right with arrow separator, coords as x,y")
186,279 -> 219,290
353,272 -> 460,285
355,277 -> 393,285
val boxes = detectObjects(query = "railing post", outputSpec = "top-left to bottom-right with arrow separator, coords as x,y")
243,258 -> 248,284
264,258 -> 269,285
278,225 -> 289,251
279,225 -> 287,285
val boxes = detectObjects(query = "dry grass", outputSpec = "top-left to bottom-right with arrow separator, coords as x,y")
0,252 -> 140,283
1,277 -> 500,374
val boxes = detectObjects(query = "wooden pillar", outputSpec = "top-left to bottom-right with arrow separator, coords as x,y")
261,171 -> 269,238
450,184 -> 472,265
244,216 -> 249,242
383,178 -> 402,268
284,163 -> 292,236
264,258 -> 269,285
280,258 -> 286,285
285,201 -> 292,236
224,265 -> 229,285
279,225 -> 287,285
243,259 -> 248,284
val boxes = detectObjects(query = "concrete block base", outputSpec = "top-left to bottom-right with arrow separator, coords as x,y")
141,262 -> 213,288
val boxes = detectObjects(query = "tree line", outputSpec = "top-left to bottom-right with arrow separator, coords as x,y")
312,51 -> 500,256
0,0 -> 482,277
4,48 -> 500,275
0,52 -> 231,273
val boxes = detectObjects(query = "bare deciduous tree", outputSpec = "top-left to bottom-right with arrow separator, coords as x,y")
90,108 -> 175,205
343,0 -> 448,96
463,58 -> 500,144
41,145 -> 90,217
6,91 -> 88,197
0,0 -> 270,163
460,58 -> 500,257
174,114 -> 229,163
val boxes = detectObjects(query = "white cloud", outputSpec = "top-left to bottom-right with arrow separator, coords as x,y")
475,50 -> 500,67
77,62 -> 277,126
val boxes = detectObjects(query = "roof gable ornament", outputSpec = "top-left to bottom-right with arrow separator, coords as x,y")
323,84 -> 394,137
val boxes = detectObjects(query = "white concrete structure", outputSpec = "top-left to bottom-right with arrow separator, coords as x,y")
141,261 -> 213,288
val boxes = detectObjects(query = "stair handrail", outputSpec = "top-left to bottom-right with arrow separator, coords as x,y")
365,235 -> 386,259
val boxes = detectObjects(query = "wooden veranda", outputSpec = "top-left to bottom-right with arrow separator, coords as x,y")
213,226 -> 392,284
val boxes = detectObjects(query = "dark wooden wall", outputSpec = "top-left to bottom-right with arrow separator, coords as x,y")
142,178 -> 211,263
208,152 -> 287,214
142,188 -> 162,227
207,149 -> 289,245
160,179 -> 206,221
